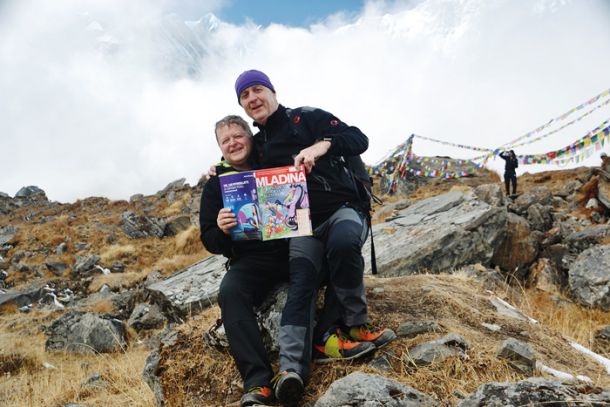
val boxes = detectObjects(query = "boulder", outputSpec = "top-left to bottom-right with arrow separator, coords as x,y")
0,286 -> 45,309
568,244 -> 610,310
491,213 -> 538,274
314,372 -> 438,407
72,255 -> 101,276
362,191 -> 507,276
458,377 -> 610,406
163,215 -> 192,237
45,261 -> 69,277
595,326 -> 610,354
495,338 -> 536,374
121,211 -> 165,239
510,186 -> 553,215
128,303 -> 167,331
473,184 -> 504,207
156,178 -> 186,198
146,255 -> 226,320
45,311 -> 127,353
405,333 -> 468,367
0,193 -> 18,215
397,321 -> 442,338
526,203 -> 553,232
142,350 -> 164,407
0,224 -> 17,245
14,186 -> 48,204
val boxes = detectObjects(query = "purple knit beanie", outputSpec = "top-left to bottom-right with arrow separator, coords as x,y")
235,69 -> 275,103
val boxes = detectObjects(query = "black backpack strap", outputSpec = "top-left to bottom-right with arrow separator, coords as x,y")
367,214 -> 378,275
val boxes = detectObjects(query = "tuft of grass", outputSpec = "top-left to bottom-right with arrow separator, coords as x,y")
88,272 -> 145,293
85,299 -> 117,315
100,244 -> 136,264
175,225 -> 204,255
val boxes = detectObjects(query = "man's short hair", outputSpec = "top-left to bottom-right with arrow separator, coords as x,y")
214,115 -> 253,140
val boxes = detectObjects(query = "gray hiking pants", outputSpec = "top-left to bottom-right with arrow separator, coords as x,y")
279,206 -> 369,381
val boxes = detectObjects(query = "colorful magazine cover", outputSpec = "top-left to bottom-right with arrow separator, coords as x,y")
219,171 -> 262,241
219,165 -> 312,241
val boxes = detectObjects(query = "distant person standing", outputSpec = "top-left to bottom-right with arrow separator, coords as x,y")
499,150 -> 518,195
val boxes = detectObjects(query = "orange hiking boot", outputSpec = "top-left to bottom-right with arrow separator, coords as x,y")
348,323 -> 397,349
313,328 -> 376,363
240,385 -> 274,406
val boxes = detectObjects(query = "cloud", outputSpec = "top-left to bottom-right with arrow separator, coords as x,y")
1,0 -> 609,202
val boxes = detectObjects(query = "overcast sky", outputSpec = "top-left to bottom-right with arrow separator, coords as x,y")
1,0 -> 609,202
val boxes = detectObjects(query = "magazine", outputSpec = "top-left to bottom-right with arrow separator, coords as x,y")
219,165 -> 312,241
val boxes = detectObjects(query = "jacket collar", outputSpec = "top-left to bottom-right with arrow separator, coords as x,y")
254,104 -> 288,132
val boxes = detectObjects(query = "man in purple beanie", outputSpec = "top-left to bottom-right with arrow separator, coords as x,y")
234,69 -> 396,405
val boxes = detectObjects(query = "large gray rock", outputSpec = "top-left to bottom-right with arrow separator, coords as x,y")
568,244 -> 610,310
474,184 -> 504,207
142,350 -> 164,407
510,186 -> 553,215
0,193 -> 18,215
72,255 -> 101,276
45,311 -> 127,353
163,215 -> 192,237
121,211 -> 165,239
15,185 -> 46,199
314,372 -> 438,407
566,225 -> 610,253
526,203 -> 553,232
14,186 -> 48,206
146,255 -> 226,321
405,333 -> 469,367
0,224 -> 17,245
491,213 -> 538,274
128,303 -> 167,331
495,338 -> 536,375
363,191 -> 507,276
458,377 -> 610,406
0,286 -> 45,308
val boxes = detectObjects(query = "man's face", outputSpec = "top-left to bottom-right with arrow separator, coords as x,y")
239,85 -> 279,125
216,123 -> 253,169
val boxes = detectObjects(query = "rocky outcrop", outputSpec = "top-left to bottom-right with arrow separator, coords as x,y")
121,211 -> 165,239
363,191 -> 507,276
458,377 -> 610,406
0,224 -> 17,245
146,256 -> 226,321
314,372 -> 438,406
127,303 -> 167,331
568,244 -> 610,310
491,213 -> 538,274
45,311 -> 127,353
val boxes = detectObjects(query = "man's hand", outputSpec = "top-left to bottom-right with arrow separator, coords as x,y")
217,208 -> 237,235
293,140 -> 331,173
208,165 -> 217,177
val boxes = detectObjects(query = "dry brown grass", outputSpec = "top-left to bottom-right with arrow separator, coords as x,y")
150,253 -> 209,277
88,271 -> 146,293
174,226 -> 204,255
100,244 -> 137,264
85,299 -> 117,314
0,310 -> 155,407
160,191 -> 192,217
158,274 -> 610,406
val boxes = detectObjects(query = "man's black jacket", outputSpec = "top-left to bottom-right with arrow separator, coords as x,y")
253,105 -> 368,227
